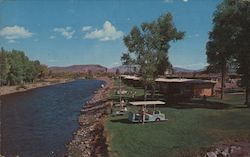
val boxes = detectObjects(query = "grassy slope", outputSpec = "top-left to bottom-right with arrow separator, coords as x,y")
106,80 -> 250,157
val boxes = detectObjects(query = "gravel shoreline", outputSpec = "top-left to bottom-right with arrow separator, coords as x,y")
0,79 -> 73,96
67,77 -> 113,157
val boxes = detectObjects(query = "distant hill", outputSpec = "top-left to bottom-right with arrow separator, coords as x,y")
49,64 -> 107,73
49,64 -> 204,74
173,67 -> 205,73
108,65 -> 204,74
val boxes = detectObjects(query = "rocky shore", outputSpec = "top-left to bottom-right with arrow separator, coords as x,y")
67,77 -> 113,157
202,141 -> 250,157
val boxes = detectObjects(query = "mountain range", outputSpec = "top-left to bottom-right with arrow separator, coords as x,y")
49,64 -> 107,73
49,64 -> 203,73
173,67 -> 204,73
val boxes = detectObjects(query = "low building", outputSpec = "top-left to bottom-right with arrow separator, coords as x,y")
121,75 -> 141,87
120,75 -> 217,99
156,78 -> 216,98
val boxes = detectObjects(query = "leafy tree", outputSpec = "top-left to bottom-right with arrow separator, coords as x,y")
231,0 -> 250,105
39,64 -> 49,79
121,52 -> 135,74
0,48 -> 47,85
122,12 -> 184,100
207,0 -> 250,105
7,50 -> 25,85
24,60 -> 41,82
0,48 -> 10,85
206,0 -> 237,99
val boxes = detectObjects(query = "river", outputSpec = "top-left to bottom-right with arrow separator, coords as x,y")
0,79 -> 103,157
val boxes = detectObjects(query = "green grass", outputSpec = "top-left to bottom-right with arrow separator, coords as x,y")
109,78 -> 144,103
208,93 -> 246,105
106,82 -> 250,157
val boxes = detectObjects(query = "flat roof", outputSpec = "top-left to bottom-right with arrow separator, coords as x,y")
155,78 -> 216,84
121,75 -> 216,84
130,101 -> 165,106
121,75 -> 140,80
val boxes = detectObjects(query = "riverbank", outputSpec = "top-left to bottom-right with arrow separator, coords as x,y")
0,78 -> 73,96
67,77 -> 114,157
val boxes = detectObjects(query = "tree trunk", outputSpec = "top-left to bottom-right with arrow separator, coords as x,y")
151,84 -> 155,99
119,76 -> 122,104
245,83 -> 249,106
221,65 -> 225,99
144,84 -> 147,101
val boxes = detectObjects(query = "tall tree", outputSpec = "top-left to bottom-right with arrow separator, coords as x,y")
206,0 -> 238,99
232,0 -> 250,105
121,52 -> 135,74
7,50 -> 26,85
207,0 -> 250,105
122,12 -> 184,100
39,64 -> 49,79
0,48 -> 10,85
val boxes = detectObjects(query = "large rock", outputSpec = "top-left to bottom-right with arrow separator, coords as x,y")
206,152 -> 217,157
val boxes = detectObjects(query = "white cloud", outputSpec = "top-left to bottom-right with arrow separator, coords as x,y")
82,26 -> 92,32
0,25 -> 33,43
49,35 -> 56,39
183,0 -> 188,2
84,21 -> 123,41
53,26 -> 75,39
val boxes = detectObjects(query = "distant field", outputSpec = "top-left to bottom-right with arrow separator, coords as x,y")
106,80 -> 250,157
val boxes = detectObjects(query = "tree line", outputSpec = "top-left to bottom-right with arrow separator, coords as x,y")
0,47 -> 49,86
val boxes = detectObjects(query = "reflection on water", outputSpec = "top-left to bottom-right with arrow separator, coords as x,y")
1,79 -> 103,157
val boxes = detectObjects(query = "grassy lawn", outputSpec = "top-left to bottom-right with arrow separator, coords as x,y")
105,80 -> 250,157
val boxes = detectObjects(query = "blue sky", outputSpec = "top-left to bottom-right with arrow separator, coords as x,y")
0,0 -> 221,69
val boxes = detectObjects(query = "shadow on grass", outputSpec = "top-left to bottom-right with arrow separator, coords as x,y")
166,99 -> 231,110
110,118 -> 134,124
111,95 -> 146,103
110,118 -> 167,124
232,105 -> 249,109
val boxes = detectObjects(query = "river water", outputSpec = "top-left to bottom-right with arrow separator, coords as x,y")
0,79 -> 103,157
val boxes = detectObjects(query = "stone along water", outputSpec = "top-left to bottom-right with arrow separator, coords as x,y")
1,79 -> 104,157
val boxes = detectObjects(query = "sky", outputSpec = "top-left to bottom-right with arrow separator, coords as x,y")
0,0 -> 222,69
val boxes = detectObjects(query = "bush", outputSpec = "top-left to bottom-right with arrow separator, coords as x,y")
16,84 -> 27,90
